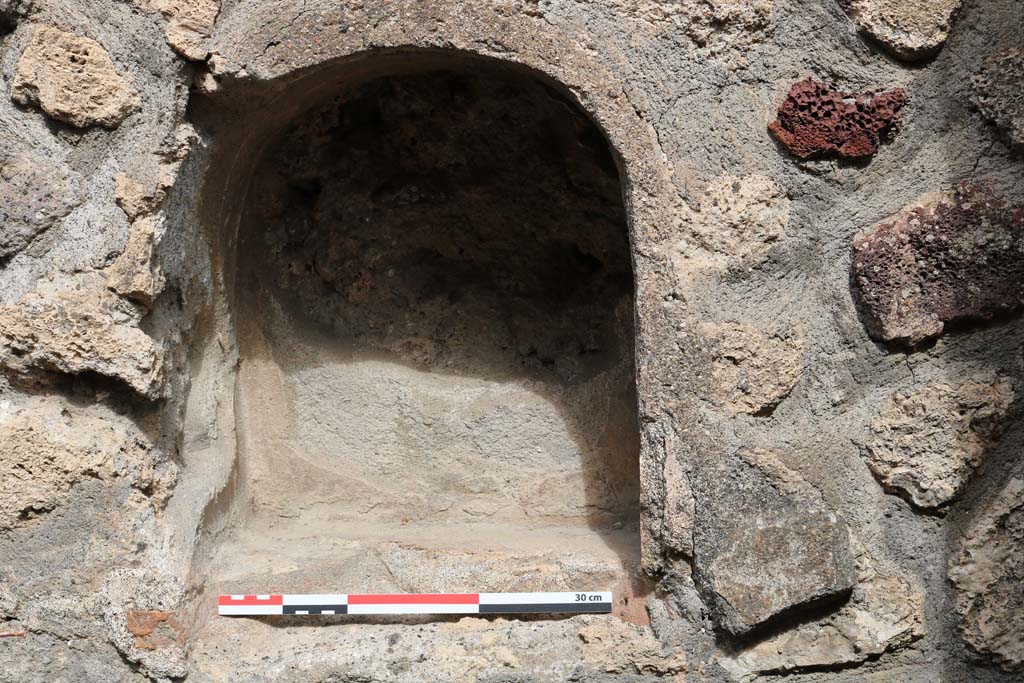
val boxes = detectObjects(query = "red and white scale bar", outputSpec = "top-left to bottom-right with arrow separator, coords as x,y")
219,592 -> 613,616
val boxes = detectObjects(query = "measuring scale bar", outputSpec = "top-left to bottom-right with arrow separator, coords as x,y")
219,592 -> 613,616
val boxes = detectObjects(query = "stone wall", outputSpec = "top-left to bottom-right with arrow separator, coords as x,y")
0,0 -> 1022,682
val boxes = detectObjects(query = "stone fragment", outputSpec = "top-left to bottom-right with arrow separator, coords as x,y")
661,432 -> 696,557
103,568 -> 188,679
156,0 -> 219,60
578,619 -> 687,677
0,289 -> 164,398
838,0 -> 961,61
721,540 -> 925,679
0,397 -> 165,529
114,124 -> 197,221
681,0 -> 775,65
851,185 -> 1024,346
114,173 -> 155,222
10,25 -> 140,128
973,49 -> 1024,153
861,379 -> 1011,510
692,449 -> 856,636
0,583 -> 16,619
673,175 -> 789,277
107,216 -> 165,305
948,478 -> 1024,671
0,154 -> 82,259
700,322 -> 803,416
768,78 -> 907,160
125,610 -> 185,650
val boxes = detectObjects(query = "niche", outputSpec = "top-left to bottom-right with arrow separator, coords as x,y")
207,56 -> 641,596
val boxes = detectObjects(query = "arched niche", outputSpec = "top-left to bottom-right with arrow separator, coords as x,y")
170,46 -> 674,638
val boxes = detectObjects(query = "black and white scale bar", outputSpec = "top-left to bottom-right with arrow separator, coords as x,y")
219,592 -> 613,616
283,605 -> 348,615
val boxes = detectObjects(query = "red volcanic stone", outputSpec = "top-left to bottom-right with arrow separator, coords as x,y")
769,78 -> 908,160
852,185 -> 1024,346
125,610 -> 185,650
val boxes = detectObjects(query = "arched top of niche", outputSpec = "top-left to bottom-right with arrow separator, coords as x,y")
196,0 -> 678,252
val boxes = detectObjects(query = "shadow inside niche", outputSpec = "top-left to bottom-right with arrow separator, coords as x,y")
205,62 -> 643,604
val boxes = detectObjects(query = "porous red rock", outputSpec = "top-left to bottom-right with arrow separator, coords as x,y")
768,78 -> 907,160
125,610 -> 185,650
851,185 -> 1024,346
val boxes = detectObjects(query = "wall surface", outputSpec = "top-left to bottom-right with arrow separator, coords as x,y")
0,0 -> 1022,682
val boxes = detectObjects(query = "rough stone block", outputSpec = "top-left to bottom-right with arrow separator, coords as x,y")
107,216 -> 165,305
578,619 -> 688,676
673,174 -> 790,277
768,78 -> 907,160
693,449 -> 856,636
837,0 -> 961,61
851,185 -> 1024,346
11,25 -> 140,128
0,289 -> 164,398
721,539 -> 925,679
860,378 -> 1012,510
949,478 -> 1024,671
151,0 -> 220,60
701,322 -> 803,416
974,49 -> 1024,154
0,396 -> 164,529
